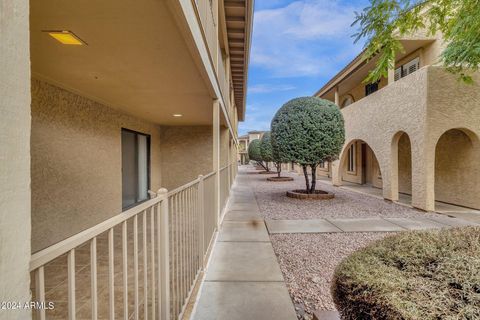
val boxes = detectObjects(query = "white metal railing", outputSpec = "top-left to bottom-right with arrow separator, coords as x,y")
30,191 -> 170,320
219,165 -> 230,212
29,165 -> 237,320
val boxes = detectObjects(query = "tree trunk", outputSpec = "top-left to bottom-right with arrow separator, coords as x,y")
265,161 -> 269,172
302,165 -> 310,193
310,165 -> 317,194
276,162 -> 281,178
257,161 -> 267,170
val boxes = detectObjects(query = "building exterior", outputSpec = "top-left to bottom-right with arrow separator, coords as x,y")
1,0 -> 253,319
314,32 -> 480,212
237,130 -> 266,164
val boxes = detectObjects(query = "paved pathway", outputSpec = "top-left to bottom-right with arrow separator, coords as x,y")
266,215 -> 477,234
191,170 -> 297,320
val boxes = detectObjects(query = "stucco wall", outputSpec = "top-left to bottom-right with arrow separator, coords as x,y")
0,0 -> 32,317
31,79 -> 162,252
427,67 -> 480,209
334,66 -> 480,211
335,67 -> 430,209
220,126 -> 230,166
160,126 -> 213,190
398,133 -> 412,194
435,130 -> 480,209
340,77 -> 388,106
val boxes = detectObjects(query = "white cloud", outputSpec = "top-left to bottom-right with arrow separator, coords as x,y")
248,84 -> 296,93
251,0 -> 363,77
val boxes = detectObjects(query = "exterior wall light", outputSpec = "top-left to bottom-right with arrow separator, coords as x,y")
172,114 -> 183,117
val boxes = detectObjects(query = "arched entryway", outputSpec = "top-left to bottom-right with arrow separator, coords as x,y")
434,128 -> 480,210
338,140 -> 383,191
391,131 -> 412,204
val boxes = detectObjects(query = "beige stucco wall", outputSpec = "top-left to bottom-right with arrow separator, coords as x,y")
0,0 -> 32,317
333,66 -> 480,211
340,77 -> 388,107
334,66 -> 430,209
398,133 -> 412,194
426,67 -> 480,209
160,126 -> 213,190
220,126 -> 230,166
340,141 -> 382,188
31,79 -> 162,252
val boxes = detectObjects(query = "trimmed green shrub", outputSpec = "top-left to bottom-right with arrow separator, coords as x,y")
271,97 -> 344,193
332,227 -> 480,320
261,131 -> 286,177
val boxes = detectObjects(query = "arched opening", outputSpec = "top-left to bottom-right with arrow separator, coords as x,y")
435,128 -> 480,210
339,140 -> 383,192
392,131 -> 412,204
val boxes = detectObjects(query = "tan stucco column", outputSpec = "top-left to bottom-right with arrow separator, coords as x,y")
411,141 -> 436,211
334,86 -> 340,106
212,100 -> 221,228
331,160 -> 341,186
0,0 -> 32,318
388,67 -> 395,85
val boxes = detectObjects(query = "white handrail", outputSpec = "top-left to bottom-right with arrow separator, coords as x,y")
30,194 -> 165,271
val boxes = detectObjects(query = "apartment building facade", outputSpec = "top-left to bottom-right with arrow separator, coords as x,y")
315,32 -> 480,212
237,130 -> 266,164
1,0 -> 253,319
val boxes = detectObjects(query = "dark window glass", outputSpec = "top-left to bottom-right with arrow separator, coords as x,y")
365,81 -> 379,96
121,129 -> 150,210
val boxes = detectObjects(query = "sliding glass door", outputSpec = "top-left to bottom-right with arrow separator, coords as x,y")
121,129 -> 150,210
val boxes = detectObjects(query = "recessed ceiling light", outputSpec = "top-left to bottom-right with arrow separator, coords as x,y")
45,30 -> 86,45
173,114 -> 183,117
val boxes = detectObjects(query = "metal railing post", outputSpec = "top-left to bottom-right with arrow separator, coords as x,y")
157,188 -> 170,320
197,175 -> 205,269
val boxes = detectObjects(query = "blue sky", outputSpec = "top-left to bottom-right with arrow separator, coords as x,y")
239,0 -> 369,135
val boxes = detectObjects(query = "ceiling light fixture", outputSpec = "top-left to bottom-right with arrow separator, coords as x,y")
45,30 -> 86,45
172,114 -> 183,117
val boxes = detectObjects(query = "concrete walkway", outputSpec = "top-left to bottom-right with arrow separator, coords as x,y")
191,170 -> 297,320
266,215 -> 477,234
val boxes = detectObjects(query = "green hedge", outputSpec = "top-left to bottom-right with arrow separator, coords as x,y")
332,227 -> 480,320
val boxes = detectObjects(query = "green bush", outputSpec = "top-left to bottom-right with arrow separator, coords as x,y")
260,132 -> 274,163
332,227 -> 480,320
248,139 -> 266,169
271,96 -> 344,193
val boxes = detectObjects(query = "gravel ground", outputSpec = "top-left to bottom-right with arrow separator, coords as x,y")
250,169 -> 438,220
270,232 -> 392,318
244,166 -> 431,319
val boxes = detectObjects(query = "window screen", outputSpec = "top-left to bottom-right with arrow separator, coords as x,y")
122,129 -> 150,210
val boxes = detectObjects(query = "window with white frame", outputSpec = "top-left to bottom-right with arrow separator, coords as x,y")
347,144 -> 355,172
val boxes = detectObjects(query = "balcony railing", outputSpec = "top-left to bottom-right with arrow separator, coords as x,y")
30,163 -> 236,320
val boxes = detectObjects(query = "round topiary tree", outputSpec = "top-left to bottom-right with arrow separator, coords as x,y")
260,132 -> 274,173
247,139 -> 267,170
261,131 -> 290,179
271,96 -> 345,195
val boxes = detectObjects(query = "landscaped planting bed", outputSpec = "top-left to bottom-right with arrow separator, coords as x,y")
333,227 -> 480,320
270,232 -> 391,319
252,171 -> 437,220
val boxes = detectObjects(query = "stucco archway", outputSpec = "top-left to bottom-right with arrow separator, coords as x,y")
336,139 -> 383,189
434,128 -> 480,210
391,131 -> 412,203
